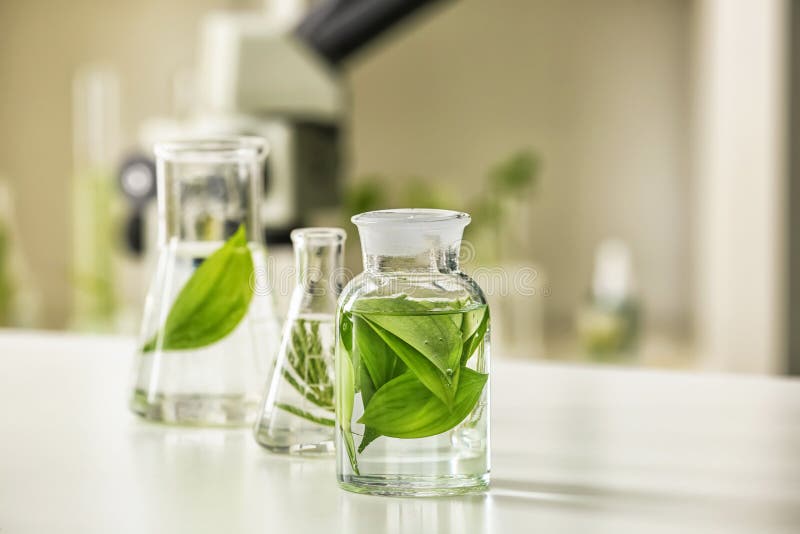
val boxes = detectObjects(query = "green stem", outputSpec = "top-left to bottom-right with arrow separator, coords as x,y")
276,403 -> 335,427
281,369 -> 334,410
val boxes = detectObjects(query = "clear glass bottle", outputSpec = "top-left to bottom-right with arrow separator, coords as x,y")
336,209 -> 490,496
129,138 -> 281,426
254,228 -> 346,454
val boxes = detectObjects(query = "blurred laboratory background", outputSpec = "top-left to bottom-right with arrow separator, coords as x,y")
0,0 -> 794,374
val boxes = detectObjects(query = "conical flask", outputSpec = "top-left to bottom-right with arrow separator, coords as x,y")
254,228 -> 346,454
129,138 -> 281,426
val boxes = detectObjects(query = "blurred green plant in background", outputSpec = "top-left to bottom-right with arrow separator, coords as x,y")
467,150 -> 540,263
469,150 -> 540,231
0,222 -> 13,325
342,149 -> 541,265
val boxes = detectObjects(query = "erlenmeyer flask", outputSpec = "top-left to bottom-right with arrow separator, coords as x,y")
129,138 -> 281,426
254,228 -> 346,454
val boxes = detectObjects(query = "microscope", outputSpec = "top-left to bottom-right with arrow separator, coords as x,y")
118,0 -> 449,252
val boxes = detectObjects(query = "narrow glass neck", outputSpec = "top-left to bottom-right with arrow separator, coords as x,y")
155,139 -> 264,245
292,229 -> 346,314
363,244 -> 461,274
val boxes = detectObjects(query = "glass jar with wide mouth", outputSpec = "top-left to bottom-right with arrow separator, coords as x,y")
335,209 -> 490,496
129,137 -> 281,426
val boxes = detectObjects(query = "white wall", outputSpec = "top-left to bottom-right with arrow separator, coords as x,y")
692,0 -> 787,373
347,0 -> 693,337
0,0 -> 250,327
9,0 -> 780,373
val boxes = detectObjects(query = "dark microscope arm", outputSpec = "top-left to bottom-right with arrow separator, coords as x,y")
295,0 -> 451,66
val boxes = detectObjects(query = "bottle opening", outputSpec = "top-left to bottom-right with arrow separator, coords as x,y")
154,137 -> 267,163
352,209 -> 470,270
291,227 -> 347,244
352,208 -> 470,228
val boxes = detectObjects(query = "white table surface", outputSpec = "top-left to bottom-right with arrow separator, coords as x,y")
1,330 -> 799,534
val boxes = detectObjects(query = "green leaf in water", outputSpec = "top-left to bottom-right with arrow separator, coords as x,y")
350,295 -> 466,406
460,306 -> 486,343
351,295 -> 468,314
353,296 -> 476,360
142,225 -> 254,352
358,368 -> 488,439
363,309 -> 462,377
336,335 -> 359,474
342,297 -> 490,453
353,326 -> 408,454
359,317 -> 456,408
353,315 -> 402,389
339,311 -> 354,354
461,307 -> 489,365
356,364 -> 381,453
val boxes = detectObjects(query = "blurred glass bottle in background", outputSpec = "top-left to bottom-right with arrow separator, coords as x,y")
468,150 -> 545,360
577,239 -> 640,361
71,66 -> 121,332
0,179 -> 41,327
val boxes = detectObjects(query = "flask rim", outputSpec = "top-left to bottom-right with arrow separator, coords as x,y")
154,136 -> 267,163
290,227 -> 347,244
351,209 -> 470,228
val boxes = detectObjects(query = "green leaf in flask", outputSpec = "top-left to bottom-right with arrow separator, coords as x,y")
356,364 -> 381,453
358,368 -> 488,440
336,336 -> 359,474
142,225 -> 254,352
460,306 -> 486,343
360,318 -> 456,408
353,315 -> 403,389
339,311 -> 354,354
354,297 -> 463,375
354,334 -> 409,453
461,307 -> 489,365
